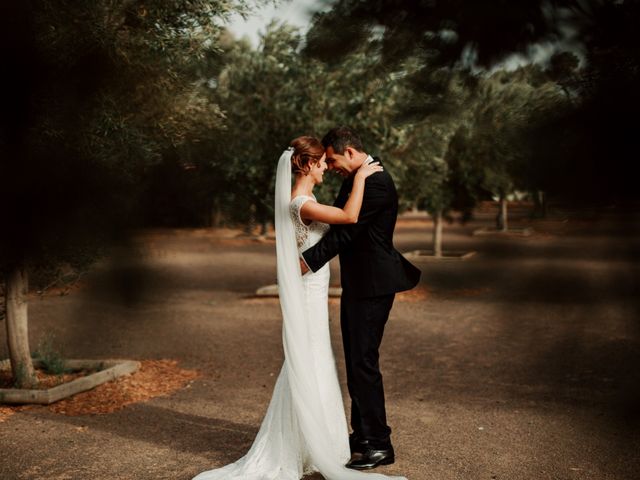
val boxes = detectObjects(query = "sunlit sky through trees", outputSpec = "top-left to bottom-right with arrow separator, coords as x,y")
226,0 -> 585,71
226,0 -> 327,47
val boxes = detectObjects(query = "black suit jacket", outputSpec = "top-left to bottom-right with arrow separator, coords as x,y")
302,158 -> 421,298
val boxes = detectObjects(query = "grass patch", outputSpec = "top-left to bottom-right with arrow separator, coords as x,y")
32,334 -> 69,376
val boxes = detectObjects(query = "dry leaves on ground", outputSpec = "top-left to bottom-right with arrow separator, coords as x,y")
48,359 -> 199,415
0,405 -> 28,423
396,286 -> 430,302
0,359 -> 199,420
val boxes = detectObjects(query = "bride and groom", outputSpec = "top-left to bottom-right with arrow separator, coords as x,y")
194,126 -> 421,480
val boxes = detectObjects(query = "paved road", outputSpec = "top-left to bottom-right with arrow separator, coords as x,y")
1,207 -> 639,479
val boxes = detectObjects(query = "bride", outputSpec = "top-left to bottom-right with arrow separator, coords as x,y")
193,136 -> 406,480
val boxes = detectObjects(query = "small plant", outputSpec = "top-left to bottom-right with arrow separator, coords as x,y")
32,334 -> 68,376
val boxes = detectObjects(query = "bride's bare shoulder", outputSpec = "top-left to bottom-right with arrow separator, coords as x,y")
290,192 -> 316,204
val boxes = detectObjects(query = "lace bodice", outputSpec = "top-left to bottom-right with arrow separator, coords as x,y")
290,195 -> 330,252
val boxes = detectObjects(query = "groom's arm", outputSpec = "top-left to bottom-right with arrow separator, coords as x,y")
302,173 -> 391,273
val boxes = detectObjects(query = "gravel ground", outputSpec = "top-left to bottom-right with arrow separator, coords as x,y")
1,206 -> 639,480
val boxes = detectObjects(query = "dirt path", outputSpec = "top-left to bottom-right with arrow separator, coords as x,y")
1,208 -> 639,480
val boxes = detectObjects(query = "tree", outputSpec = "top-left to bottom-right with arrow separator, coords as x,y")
306,0 -> 640,206
208,23 -> 328,233
395,70 -> 478,256
306,0 -> 581,68
187,25 -> 408,235
448,67 -> 568,230
0,0 -> 246,387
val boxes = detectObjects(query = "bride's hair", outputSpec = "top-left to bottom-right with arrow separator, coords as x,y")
290,136 -> 324,176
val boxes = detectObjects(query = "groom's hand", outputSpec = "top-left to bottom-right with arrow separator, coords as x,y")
300,258 -> 310,275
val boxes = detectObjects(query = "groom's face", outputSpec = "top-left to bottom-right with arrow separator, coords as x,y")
325,146 -> 354,177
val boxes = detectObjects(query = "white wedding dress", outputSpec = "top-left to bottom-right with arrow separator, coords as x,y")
193,149 -> 405,480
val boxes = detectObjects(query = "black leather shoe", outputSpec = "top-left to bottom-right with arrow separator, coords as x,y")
349,435 -> 370,455
346,446 -> 395,470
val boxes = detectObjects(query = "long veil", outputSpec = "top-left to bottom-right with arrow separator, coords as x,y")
274,148 -> 406,480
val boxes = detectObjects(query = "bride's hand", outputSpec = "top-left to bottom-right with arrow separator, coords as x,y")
355,161 -> 383,180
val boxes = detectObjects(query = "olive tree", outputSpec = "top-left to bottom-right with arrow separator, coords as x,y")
0,0 -> 247,387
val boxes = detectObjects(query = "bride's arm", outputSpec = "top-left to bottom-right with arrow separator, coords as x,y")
299,161 -> 382,225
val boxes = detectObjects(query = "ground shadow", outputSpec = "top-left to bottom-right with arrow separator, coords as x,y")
25,402 -> 258,463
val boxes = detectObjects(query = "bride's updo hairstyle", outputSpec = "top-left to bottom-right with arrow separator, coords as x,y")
290,136 -> 324,176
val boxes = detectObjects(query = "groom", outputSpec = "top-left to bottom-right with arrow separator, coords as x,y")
301,126 -> 421,469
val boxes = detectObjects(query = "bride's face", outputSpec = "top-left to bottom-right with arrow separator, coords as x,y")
310,155 -> 328,185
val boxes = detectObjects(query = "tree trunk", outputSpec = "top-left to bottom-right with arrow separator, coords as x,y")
539,190 -> 547,218
501,196 -> 509,232
244,204 -> 256,235
210,197 -> 222,228
5,263 -> 37,388
496,195 -> 509,232
432,210 -> 443,258
531,190 -> 547,219
259,220 -> 268,237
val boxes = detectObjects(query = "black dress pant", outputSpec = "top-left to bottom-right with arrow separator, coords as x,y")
340,291 -> 395,449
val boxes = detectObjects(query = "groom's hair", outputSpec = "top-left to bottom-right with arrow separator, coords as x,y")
321,126 -> 364,154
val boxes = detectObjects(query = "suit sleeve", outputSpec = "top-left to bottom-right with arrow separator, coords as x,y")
302,173 -> 390,272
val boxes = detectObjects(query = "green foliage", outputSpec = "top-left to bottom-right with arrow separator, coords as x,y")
394,70 -> 477,215
205,26 -> 573,223
206,23 -> 327,226
305,0 -> 562,68
32,334 -> 68,376
0,1 -> 248,271
462,67 -> 569,198
203,29 -> 419,221
2,0 -> 621,255
306,0 -> 640,205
